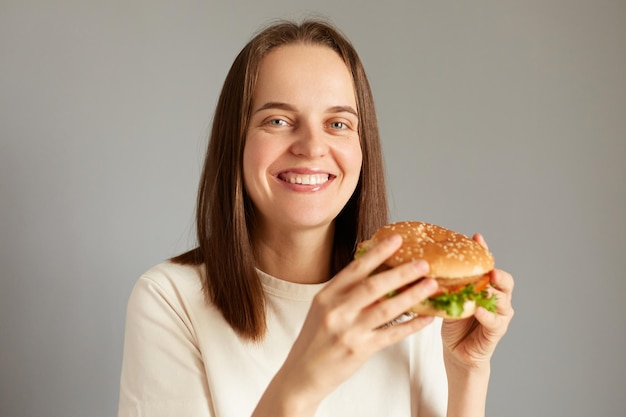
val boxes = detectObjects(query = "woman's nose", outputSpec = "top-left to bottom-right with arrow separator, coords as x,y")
290,123 -> 329,158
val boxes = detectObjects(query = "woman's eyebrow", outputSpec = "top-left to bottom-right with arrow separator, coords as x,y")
253,102 -> 358,117
253,102 -> 296,114
326,105 -> 358,117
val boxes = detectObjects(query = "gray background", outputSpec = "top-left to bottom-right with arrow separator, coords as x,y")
1,1 -> 624,416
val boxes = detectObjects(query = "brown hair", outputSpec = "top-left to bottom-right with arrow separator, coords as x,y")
173,19 -> 388,341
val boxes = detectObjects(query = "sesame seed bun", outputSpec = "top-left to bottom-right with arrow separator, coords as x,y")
357,221 -> 496,319
361,221 -> 494,281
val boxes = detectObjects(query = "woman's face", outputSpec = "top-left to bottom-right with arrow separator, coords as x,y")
243,43 -> 362,233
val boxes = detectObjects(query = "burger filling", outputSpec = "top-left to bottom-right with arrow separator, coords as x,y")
354,246 -> 497,317
427,274 -> 497,317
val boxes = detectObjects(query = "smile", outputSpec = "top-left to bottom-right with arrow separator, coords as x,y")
278,172 -> 331,185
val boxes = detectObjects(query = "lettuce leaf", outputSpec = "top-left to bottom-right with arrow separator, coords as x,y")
354,248 -> 496,318
354,247 -> 368,259
427,283 -> 497,317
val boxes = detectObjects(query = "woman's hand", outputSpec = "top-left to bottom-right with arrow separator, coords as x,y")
441,233 -> 515,369
253,234 -> 438,417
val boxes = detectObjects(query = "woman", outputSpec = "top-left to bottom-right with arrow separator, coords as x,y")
118,19 -> 514,417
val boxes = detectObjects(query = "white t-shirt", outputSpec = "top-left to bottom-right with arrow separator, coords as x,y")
118,261 -> 448,417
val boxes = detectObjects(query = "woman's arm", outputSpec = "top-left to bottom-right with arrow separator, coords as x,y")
251,234 -> 440,417
444,354 -> 490,417
442,234 -> 515,417
118,273 -> 213,417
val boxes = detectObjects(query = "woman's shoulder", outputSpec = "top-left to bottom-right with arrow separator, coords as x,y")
141,259 -> 202,282
128,260 -> 205,310
138,259 -> 202,287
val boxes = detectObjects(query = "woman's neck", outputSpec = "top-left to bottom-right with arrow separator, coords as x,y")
252,224 -> 335,284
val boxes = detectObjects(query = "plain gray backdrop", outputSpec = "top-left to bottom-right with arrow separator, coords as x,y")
1,1 -> 625,416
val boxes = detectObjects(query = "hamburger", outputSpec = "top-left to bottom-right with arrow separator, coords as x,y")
356,221 -> 497,319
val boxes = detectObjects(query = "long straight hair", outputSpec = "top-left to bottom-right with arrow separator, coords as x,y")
173,19 -> 389,341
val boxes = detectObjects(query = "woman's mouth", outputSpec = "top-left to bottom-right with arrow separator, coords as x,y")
277,172 -> 332,185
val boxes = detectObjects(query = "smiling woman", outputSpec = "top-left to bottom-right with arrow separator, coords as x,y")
168,20 -> 388,338
118,18 -> 514,417
243,43 -> 363,245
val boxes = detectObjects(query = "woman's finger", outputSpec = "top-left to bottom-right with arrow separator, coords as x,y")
491,268 -> 514,295
373,314 -> 436,348
359,275 -> 438,330
472,233 -> 488,250
352,259 -> 430,305
325,234 -> 403,292
475,271 -> 515,333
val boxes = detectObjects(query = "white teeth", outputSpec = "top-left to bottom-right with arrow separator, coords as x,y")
282,173 -> 330,185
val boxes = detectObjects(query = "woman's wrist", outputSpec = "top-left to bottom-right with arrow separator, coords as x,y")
444,353 -> 491,417
251,366 -> 321,417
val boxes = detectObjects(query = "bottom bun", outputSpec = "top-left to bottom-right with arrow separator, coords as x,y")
407,300 -> 477,320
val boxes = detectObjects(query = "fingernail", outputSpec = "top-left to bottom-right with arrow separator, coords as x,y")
386,234 -> 402,245
422,277 -> 438,291
412,259 -> 429,273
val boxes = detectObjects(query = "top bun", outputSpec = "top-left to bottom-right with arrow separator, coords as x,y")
359,221 -> 494,283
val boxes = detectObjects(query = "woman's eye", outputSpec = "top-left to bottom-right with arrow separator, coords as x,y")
268,118 -> 288,127
329,121 -> 347,130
